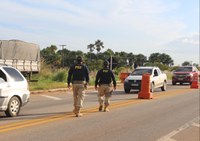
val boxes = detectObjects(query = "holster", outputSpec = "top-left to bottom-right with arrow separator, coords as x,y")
107,89 -> 113,97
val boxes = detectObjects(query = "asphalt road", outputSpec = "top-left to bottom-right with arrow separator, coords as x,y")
0,84 -> 199,141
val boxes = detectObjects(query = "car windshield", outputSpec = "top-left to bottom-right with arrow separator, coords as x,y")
131,69 -> 152,75
175,67 -> 192,72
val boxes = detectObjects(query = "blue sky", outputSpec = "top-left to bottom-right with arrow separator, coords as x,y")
0,0 -> 199,65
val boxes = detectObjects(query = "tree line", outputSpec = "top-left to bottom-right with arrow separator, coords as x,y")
40,41 -> 175,71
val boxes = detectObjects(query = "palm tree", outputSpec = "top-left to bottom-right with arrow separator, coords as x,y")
94,39 -> 104,53
87,44 -> 95,52
87,44 -> 95,61
87,40 -> 104,70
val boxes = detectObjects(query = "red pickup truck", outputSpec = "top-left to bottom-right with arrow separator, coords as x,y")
172,66 -> 199,85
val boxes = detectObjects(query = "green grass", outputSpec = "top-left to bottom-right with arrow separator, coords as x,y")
29,63 -> 169,91
165,71 -> 173,80
29,81 -> 67,91
29,73 -> 120,91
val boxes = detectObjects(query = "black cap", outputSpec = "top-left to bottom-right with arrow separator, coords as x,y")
77,56 -> 83,63
103,60 -> 109,67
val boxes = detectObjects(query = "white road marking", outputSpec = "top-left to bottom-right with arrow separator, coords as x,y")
192,123 -> 200,127
167,139 -> 176,141
86,90 -> 97,93
41,95 -> 62,100
157,117 -> 199,141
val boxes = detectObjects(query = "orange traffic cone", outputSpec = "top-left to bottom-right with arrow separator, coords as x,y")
190,72 -> 199,89
120,73 -> 130,83
138,73 -> 153,99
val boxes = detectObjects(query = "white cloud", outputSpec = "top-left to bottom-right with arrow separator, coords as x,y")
162,33 -> 199,65
102,0 -> 185,42
0,0 -> 106,31
0,0 -> 184,36
0,0 -> 199,65
179,33 -> 199,45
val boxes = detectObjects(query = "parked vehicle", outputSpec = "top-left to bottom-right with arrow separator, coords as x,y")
0,65 -> 30,117
172,66 -> 199,85
0,40 -> 40,80
124,66 -> 167,93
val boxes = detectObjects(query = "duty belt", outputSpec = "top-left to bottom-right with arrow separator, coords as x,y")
72,81 -> 85,84
100,84 -> 111,86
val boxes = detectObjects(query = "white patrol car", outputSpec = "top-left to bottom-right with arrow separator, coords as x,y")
0,65 -> 30,117
124,66 -> 167,93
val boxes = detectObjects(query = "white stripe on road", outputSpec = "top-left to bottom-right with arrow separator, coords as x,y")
192,123 -> 200,127
157,117 -> 199,141
41,95 -> 62,100
166,139 -> 176,141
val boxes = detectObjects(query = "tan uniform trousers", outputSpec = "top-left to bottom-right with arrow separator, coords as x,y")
98,84 -> 112,107
72,84 -> 85,108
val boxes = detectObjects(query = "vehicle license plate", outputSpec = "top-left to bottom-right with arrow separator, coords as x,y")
131,84 -> 138,86
178,78 -> 184,80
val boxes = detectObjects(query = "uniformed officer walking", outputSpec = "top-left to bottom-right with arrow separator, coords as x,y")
95,60 -> 116,112
67,56 -> 89,117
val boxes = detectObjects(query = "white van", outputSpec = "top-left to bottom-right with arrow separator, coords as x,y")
0,65 -> 30,117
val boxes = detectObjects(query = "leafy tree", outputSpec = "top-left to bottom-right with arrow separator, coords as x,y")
57,48 -> 69,67
135,54 -> 147,66
127,53 -> 136,67
149,52 -> 173,66
182,61 -> 191,66
144,62 -> 169,70
148,53 -> 161,63
114,51 -> 129,67
160,53 -> 174,66
193,63 -> 199,67
103,49 -> 114,58
40,45 -> 175,72
66,50 -> 84,66
40,45 -> 61,67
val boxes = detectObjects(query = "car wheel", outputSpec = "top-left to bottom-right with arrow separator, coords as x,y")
150,83 -> 154,93
5,96 -> 21,117
124,88 -> 131,93
161,81 -> 167,91
172,82 -> 176,85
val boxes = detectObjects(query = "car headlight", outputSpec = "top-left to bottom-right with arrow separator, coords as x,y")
186,73 -> 193,77
173,73 -> 177,77
124,79 -> 129,83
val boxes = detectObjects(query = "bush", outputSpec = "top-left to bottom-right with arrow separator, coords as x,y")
144,62 -> 169,71
52,70 -> 67,82
169,66 -> 179,71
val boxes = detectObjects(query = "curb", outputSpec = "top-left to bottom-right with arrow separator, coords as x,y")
30,88 -> 68,94
30,83 -> 123,94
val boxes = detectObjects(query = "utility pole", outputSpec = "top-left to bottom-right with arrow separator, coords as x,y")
59,45 -> 66,67
110,55 -> 113,70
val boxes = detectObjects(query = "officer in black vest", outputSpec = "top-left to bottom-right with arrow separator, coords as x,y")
95,60 -> 116,112
67,56 -> 89,117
